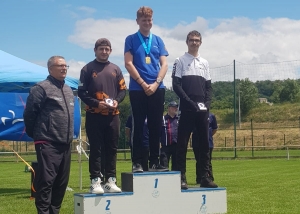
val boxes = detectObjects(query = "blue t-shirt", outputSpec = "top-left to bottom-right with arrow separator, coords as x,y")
125,115 -> 149,147
124,32 -> 169,90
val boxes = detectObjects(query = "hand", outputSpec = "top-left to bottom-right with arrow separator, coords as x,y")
98,101 -> 109,110
144,82 -> 159,96
189,100 -> 199,112
108,100 -> 119,109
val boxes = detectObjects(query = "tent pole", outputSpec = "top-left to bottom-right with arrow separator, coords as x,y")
78,97 -> 82,190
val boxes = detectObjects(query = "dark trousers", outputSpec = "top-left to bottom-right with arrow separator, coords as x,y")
35,143 -> 71,214
129,89 -> 165,166
160,144 -> 177,171
176,111 -> 210,178
193,142 -> 214,182
86,112 -> 119,181
130,145 -> 149,171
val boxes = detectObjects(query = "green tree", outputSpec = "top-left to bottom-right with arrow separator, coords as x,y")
164,89 -> 179,111
269,80 -> 283,103
118,92 -> 131,149
279,79 -> 300,103
239,78 -> 258,116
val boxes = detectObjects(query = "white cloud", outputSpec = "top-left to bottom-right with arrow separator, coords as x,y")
67,59 -> 86,80
77,6 -> 96,16
68,16 -> 300,87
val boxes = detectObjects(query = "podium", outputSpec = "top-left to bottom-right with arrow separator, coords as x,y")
74,171 -> 227,214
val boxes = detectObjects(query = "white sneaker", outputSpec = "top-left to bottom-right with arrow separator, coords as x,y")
89,177 -> 104,194
102,177 -> 121,193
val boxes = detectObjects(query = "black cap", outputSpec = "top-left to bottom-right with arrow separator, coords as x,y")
168,101 -> 178,107
95,38 -> 111,49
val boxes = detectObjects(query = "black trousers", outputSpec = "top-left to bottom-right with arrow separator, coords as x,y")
193,141 -> 214,182
130,145 -> 149,171
176,111 -> 210,178
86,112 -> 119,181
35,143 -> 71,214
129,89 -> 165,166
160,144 -> 177,171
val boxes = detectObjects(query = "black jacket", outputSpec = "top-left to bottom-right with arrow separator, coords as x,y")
23,75 -> 74,144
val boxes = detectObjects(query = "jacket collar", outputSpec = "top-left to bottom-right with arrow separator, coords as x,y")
47,75 -> 65,88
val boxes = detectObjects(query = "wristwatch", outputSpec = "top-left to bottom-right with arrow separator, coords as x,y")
156,77 -> 162,84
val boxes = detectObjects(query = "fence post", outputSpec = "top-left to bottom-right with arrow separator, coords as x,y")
283,134 -> 285,145
124,127 -> 126,160
251,119 -> 254,157
233,60 -> 237,159
263,135 -> 265,150
225,137 -> 227,148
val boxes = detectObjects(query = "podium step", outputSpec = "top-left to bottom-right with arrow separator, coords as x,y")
74,171 -> 227,214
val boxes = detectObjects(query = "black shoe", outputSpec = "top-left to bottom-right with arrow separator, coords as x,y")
181,174 -> 188,190
200,176 -> 218,188
197,175 -> 213,183
132,163 -> 143,173
148,164 -> 169,172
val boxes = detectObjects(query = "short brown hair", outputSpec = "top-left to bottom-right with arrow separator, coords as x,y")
94,38 -> 111,50
137,6 -> 153,19
186,30 -> 202,44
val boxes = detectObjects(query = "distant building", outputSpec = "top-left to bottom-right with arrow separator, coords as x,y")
258,98 -> 273,106
258,98 -> 267,103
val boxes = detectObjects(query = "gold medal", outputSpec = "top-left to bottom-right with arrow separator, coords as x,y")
145,56 -> 151,64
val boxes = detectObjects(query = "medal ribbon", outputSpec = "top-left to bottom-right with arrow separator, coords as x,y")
137,31 -> 152,55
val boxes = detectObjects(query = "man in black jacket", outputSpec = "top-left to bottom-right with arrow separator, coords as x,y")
23,55 -> 74,214
172,30 -> 218,190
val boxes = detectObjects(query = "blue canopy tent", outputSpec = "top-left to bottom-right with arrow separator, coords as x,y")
0,50 -> 80,141
0,50 -> 78,92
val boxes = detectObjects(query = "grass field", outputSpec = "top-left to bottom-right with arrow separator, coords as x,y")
0,158 -> 300,214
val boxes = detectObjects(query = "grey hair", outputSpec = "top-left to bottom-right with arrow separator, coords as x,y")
47,56 -> 65,68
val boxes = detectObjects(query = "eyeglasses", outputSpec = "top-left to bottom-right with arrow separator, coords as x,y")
51,64 -> 70,69
188,39 -> 201,43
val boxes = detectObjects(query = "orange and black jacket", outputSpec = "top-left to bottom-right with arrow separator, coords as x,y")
78,60 -> 126,115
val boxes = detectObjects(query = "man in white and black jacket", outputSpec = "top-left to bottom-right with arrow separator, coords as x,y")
172,30 -> 218,190
24,56 -> 74,214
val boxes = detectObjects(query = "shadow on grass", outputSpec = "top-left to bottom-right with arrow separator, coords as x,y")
0,188 -> 32,198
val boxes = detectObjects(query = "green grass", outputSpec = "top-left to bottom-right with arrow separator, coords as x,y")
1,149 -> 300,162
0,158 -> 300,213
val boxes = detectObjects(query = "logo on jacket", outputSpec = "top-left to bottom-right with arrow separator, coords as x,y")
53,97 -> 63,101
92,71 -> 97,78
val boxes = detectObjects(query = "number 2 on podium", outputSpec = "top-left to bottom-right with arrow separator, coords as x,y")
106,200 -> 111,210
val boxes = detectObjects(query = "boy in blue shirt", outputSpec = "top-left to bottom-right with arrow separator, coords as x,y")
124,6 -> 169,172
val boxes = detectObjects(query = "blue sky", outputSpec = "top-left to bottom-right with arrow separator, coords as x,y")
1,0 -> 300,87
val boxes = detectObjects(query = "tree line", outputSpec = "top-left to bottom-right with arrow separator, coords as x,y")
211,78 -> 300,115
81,78 -> 300,147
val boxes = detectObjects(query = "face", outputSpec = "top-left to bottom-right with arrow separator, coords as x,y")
168,106 -> 178,115
136,16 -> 153,33
94,45 -> 111,62
49,58 -> 68,81
187,35 -> 202,52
